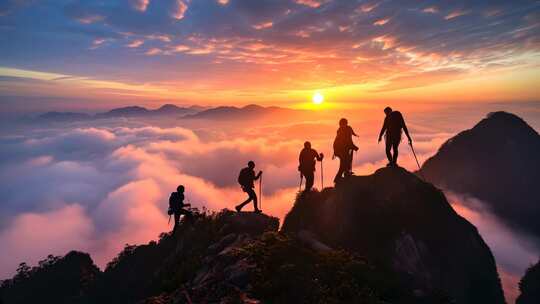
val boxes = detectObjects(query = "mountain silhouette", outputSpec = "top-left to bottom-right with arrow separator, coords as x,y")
1,168 -> 506,303
517,259 -> 540,304
182,104 -> 305,120
37,111 -> 92,122
0,252 -> 99,304
282,167 -> 505,304
421,112 -> 540,238
36,104 -> 203,122
34,104 -> 301,122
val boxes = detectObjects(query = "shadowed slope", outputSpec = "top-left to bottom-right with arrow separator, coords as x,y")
282,167 -> 505,304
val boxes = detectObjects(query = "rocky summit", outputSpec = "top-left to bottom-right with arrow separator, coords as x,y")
283,167 -> 505,304
1,168 -> 506,304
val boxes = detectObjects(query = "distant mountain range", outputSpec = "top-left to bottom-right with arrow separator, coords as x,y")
421,111 -> 540,238
183,104 -> 302,120
35,104 -> 302,122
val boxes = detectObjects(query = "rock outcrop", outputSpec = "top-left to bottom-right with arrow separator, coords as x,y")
282,167 -> 505,304
516,260 -> 540,304
421,111 -> 540,238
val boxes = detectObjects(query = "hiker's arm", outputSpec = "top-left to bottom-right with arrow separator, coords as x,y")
402,117 -> 412,143
378,119 -> 387,142
315,150 -> 323,161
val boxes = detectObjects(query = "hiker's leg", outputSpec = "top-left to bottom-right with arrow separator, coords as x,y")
236,187 -> 253,211
385,140 -> 393,164
335,156 -> 345,182
237,196 -> 252,210
392,141 -> 399,165
305,171 -> 314,190
347,151 -> 353,174
248,188 -> 259,211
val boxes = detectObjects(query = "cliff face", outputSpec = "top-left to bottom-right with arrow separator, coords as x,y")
516,260 -> 540,304
420,111 -> 540,238
282,167 -> 505,304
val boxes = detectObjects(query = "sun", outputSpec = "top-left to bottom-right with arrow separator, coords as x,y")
312,92 -> 324,105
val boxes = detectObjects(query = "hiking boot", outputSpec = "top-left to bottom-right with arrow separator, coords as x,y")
235,205 -> 242,213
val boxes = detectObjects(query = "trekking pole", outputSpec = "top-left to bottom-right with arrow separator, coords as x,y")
320,159 -> 324,190
409,142 -> 426,181
259,173 -> 263,210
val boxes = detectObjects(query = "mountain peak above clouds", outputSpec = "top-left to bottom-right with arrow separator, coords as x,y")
421,111 -> 540,238
283,167 -> 505,304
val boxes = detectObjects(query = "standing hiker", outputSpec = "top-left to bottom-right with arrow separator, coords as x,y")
333,118 -> 359,183
298,141 -> 324,192
168,185 -> 193,234
378,107 -> 412,167
235,161 -> 263,213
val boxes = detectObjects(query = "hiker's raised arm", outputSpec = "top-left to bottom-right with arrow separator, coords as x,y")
351,127 -> 359,137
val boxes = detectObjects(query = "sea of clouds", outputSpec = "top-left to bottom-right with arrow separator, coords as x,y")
1,104 -> 539,303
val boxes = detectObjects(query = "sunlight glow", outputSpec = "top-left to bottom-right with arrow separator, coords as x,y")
312,92 -> 324,105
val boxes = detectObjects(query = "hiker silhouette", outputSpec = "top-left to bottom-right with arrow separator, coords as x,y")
235,161 -> 263,213
333,118 -> 358,183
298,141 -> 324,192
168,185 -> 193,234
378,107 -> 412,167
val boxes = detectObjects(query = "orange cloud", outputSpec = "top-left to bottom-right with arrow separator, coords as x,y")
171,0 -> 188,20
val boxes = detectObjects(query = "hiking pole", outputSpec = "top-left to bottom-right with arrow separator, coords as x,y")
259,173 -> 263,210
320,159 -> 324,190
409,142 -> 426,181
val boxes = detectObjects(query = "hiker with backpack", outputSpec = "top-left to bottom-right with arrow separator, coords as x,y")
378,107 -> 412,167
298,141 -> 324,192
235,161 -> 263,213
168,185 -> 193,234
333,118 -> 359,183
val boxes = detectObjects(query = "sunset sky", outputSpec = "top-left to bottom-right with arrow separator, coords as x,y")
1,0 -> 539,112
1,2 -> 540,301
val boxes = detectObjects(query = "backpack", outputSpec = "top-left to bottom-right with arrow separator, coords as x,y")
238,168 -> 250,187
333,131 -> 348,156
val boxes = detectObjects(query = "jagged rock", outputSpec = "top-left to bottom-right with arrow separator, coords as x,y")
282,167 -> 505,304
218,210 -> 279,236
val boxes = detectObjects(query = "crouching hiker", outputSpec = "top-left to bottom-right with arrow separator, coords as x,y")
235,161 -> 263,213
168,185 -> 193,234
